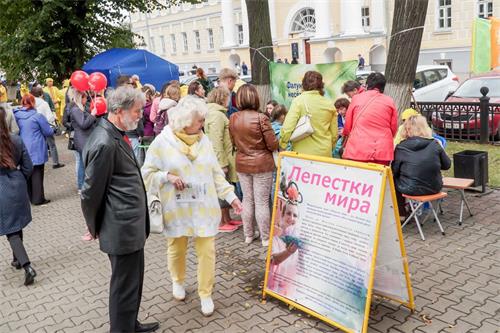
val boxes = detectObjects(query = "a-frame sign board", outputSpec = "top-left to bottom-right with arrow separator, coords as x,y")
263,152 -> 415,333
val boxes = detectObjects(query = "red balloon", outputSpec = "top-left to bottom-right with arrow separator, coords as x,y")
88,72 -> 108,92
91,96 -> 107,116
70,70 -> 90,91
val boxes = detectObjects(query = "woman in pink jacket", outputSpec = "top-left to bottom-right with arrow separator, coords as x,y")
342,72 -> 398,165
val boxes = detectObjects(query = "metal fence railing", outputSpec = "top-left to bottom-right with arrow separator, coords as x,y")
411,87 -> 500,143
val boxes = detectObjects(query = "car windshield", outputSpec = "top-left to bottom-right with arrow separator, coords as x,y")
453,77 -> 500,98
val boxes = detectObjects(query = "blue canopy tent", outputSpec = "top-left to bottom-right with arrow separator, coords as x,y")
82,48 -> 179,91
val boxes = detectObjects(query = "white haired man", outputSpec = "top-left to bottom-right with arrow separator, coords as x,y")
81,86 -> 159,333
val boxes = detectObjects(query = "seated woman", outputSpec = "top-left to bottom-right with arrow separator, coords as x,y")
392,115 -> 451,215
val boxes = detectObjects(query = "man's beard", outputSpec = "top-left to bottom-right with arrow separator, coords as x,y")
123,113 -> 139,131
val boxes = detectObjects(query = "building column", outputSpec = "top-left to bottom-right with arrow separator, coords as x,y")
268,0 -> 277,41
370,0 -> 386,33
314,0 -> 331,39
341,0 -> 367,36
221,0 -> 236,47
240,0 -> 249,45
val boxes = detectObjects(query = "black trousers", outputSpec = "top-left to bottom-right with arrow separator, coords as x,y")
7,230 -> 30,267
108,249 -> 144,333
27,164 -> 46,205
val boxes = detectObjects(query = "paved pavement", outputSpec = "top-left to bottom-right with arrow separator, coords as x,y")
1,137 -> 499,333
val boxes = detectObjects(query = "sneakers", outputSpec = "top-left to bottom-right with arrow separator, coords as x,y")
218,224 -> 238,233
52,163 -> 65,169
245,231 -> 260,244
172,282 -> 186,301
228,220 -> 243,226
262,239 -> 269,247
200,297 -> 214,316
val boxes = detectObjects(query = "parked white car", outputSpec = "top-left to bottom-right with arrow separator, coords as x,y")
413,65 -> 460,102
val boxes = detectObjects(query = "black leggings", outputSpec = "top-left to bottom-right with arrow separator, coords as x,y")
27,164 -> 46,205
7,230 -> 30,267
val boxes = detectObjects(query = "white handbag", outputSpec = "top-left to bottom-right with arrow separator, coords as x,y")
289,103 -> 314,142
147,193 -> 164,234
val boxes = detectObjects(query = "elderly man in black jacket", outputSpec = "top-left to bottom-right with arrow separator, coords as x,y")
81,86 -> 159,333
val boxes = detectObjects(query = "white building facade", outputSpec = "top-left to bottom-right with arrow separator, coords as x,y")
130,0 -> 499,79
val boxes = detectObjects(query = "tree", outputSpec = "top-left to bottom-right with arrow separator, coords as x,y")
384,0 -> 429,113
0,0 -> 181,83
246,0 -> 274,104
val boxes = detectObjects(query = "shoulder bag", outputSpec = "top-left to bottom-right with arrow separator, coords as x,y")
147,192 -> 164,234
289,102 -> 314,143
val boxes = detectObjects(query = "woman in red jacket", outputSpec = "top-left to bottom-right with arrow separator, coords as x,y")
342,72 -> 398,165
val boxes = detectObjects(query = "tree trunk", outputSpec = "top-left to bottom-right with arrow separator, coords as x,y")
246,0 -> 274,107
384,0 -> 429,114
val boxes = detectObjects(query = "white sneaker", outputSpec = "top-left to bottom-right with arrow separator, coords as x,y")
172,282 -> 185,301
244,231 -> 260,244
262,239 -> 269,247
200,297 -> 214,316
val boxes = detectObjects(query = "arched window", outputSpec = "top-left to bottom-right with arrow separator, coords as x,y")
290,8 -> 316,34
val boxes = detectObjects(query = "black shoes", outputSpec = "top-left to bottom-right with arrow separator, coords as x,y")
53,163 -> 65,169
11,260 -> 21,270
24,266 -> 37,286
34,199 -> 51,206
135,322 -> 159,333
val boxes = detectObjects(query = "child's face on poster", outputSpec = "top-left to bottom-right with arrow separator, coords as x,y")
283,203 -> 299,227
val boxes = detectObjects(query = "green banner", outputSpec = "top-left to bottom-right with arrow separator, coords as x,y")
471,18 -> 492,74
269,60 -> 358,108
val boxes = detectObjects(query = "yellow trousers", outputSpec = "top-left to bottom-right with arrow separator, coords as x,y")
167,236 -> 215,298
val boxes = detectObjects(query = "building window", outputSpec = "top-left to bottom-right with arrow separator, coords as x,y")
208,28 -> 214,49
438,0 -> 452,29
182,32 -> 188,52
149,37 -> 155,52
170,34 -> 177,54
237,24 -> 244,45
160,36 -> 166,54
361,7 -> 370,29
220,26 -> 224,44
290,8 -> 316,34
478,0 -> 493,18
194,30 -> 201,51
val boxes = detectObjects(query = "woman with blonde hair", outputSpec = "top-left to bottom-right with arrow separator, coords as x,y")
205,86 -> 240,232
142,95 -> 242,316
392,115 -> 451,215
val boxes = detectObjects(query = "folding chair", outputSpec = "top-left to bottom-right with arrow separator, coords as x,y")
442,177 -> 474,226
402,192 -> 447,241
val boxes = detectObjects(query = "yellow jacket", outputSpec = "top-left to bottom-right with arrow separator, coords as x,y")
0,85 -> 7,103
141,126 -> 236,238
44,86 -> 60,105
205,103 -> 237,182
280,90 -> 338,157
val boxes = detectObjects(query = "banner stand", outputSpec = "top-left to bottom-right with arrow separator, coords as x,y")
263,152 -> 415,333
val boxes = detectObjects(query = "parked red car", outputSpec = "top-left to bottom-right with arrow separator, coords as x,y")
432,71 -> 500,140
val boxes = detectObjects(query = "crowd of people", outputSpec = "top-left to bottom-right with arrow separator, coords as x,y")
0,67 -> 452,332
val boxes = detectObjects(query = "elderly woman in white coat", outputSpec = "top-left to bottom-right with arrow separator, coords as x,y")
141,96 -> 242,317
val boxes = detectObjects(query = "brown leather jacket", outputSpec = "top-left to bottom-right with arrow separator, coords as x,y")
229,110 -> 278,174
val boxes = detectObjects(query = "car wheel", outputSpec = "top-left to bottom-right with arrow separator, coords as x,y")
494,129 -> 500,141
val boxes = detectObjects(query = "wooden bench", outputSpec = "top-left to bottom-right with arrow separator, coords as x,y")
402,192 -> 447,241
442,177 -> 474,226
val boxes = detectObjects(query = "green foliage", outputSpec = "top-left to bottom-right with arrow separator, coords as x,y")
0,0 -> 191,83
